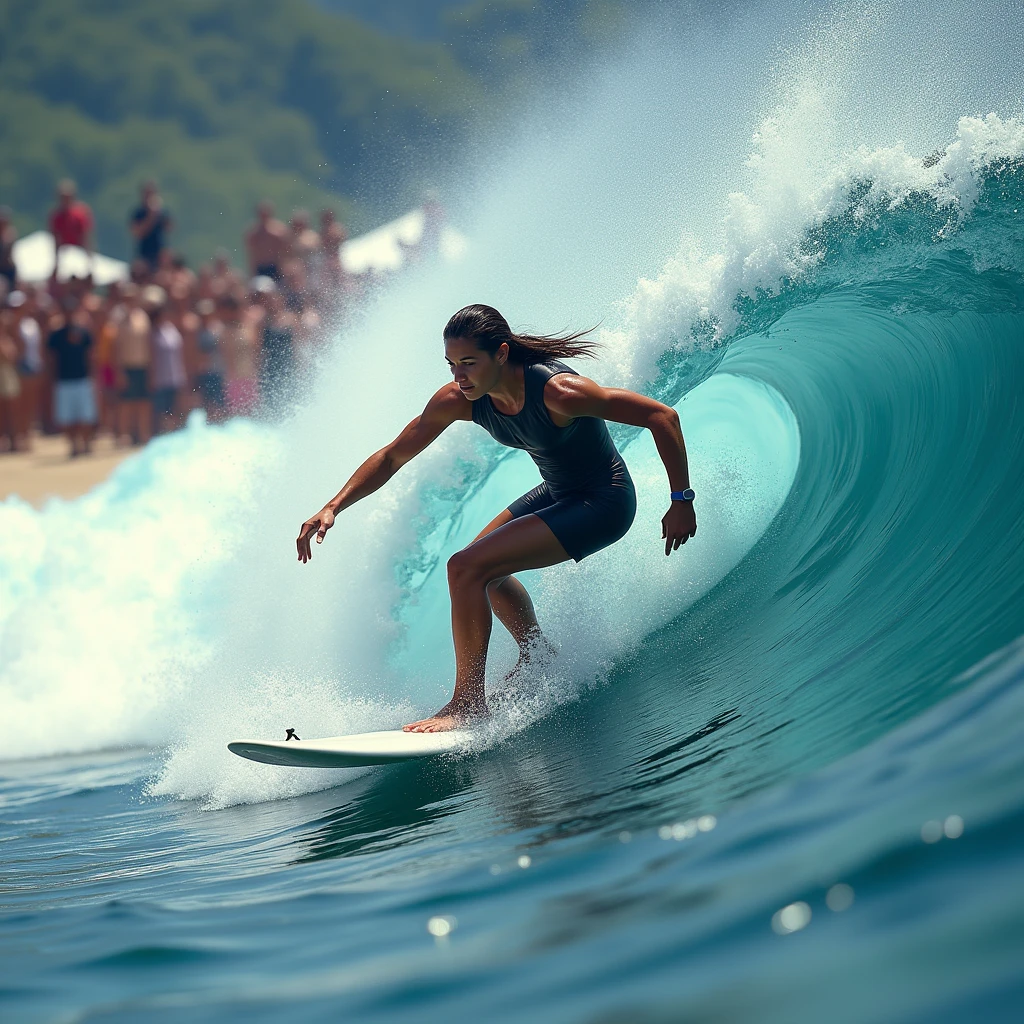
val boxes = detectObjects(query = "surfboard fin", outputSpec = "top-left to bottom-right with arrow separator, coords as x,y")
285,728 -> 300,741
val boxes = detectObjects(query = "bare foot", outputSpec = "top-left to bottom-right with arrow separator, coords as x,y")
402,714 -> 465,734
403,698 -> 487,733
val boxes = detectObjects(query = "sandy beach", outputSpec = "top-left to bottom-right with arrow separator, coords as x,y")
0,433 -> 132,507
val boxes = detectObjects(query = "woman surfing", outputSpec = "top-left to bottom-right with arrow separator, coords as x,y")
297,305 -> 696,733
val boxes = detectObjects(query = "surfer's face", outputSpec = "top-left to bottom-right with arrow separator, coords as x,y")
444,336 -> 507,399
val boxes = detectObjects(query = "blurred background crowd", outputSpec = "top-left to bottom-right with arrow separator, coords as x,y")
0,179 -> 445,456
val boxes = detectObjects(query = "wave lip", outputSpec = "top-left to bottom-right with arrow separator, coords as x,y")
605,113 -> 1024,386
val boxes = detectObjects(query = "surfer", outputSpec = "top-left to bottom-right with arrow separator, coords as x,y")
297,305 -> 696,732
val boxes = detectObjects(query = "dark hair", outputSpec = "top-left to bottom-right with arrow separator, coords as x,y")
444,304 -> 598,364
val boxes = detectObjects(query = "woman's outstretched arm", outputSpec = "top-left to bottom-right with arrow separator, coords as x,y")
543,374 -> 696,556
297,382 -> 471,563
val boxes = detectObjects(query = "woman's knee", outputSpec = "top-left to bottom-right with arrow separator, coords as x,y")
447,549 -> 482,588
447,549 -> 501,590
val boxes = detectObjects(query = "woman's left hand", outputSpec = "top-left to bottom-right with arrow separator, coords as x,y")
661,502 -> 696,556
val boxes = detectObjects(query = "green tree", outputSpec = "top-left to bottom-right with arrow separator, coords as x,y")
0,0 -> 482,264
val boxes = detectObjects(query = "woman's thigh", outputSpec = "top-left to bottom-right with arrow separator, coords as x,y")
457,513 -> 571,582
473,508 -> 515,543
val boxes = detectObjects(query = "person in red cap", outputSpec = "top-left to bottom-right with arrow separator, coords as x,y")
48,180 -> 94,278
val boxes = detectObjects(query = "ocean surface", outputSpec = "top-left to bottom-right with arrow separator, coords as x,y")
2,2 -> 1024,1021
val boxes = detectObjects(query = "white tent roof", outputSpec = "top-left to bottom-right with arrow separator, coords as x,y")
341,208 -> 467,274
12,231 -> 129,287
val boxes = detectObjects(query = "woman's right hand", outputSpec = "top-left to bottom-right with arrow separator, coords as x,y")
296,507 -> 335,563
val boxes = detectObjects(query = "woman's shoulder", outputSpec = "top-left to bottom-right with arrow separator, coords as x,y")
427,380 -> 475,422
525,357 -> 577,383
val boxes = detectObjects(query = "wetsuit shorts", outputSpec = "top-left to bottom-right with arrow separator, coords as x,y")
508,472 -> 637,562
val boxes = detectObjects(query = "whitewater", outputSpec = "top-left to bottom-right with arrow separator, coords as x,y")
2,1 -> 1024,1020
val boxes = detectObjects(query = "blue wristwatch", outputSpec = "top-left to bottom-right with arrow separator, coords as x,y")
671,488 -> 696,501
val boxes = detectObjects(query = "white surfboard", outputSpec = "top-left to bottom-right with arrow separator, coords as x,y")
227,729 -> 475,768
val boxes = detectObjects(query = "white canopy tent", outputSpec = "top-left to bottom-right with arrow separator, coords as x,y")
340,208 -> 467,275
12,231 -> 130,286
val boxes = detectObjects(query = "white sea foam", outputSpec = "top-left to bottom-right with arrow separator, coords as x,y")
0,416 -> 275,760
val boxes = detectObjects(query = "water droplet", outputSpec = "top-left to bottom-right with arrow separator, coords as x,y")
427,915 -> 456,938
618,831 -> 632,843
943,815 -> 964,839
826,884 -> 854,912
517,854 -> 532,869
670,820 -> 698,840
921,820 -> 943,843
697,815 -> 717,832
772,901 -> 812,935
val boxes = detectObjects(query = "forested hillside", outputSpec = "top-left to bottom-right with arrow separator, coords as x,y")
0,0 -> 483,262
318,0 -> 629,89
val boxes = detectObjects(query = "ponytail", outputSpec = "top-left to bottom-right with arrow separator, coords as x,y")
444,304 -> 598,364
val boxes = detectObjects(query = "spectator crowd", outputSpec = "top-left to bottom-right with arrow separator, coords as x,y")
0,180 -> 443,457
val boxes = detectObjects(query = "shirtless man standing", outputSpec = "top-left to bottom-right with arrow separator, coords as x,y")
115,284 -> 153,446
245,202 -> 291,283
288,210 -> 321,276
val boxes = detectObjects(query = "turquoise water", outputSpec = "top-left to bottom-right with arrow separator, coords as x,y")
3,3 -> 1024,1020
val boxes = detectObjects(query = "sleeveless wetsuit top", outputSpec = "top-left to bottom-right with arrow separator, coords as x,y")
471,359 -> 627,499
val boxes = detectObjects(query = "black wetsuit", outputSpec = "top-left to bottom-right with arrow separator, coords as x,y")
471,359 -> 636,561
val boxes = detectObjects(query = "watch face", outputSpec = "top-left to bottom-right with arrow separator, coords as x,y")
682,488 -> 695,501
